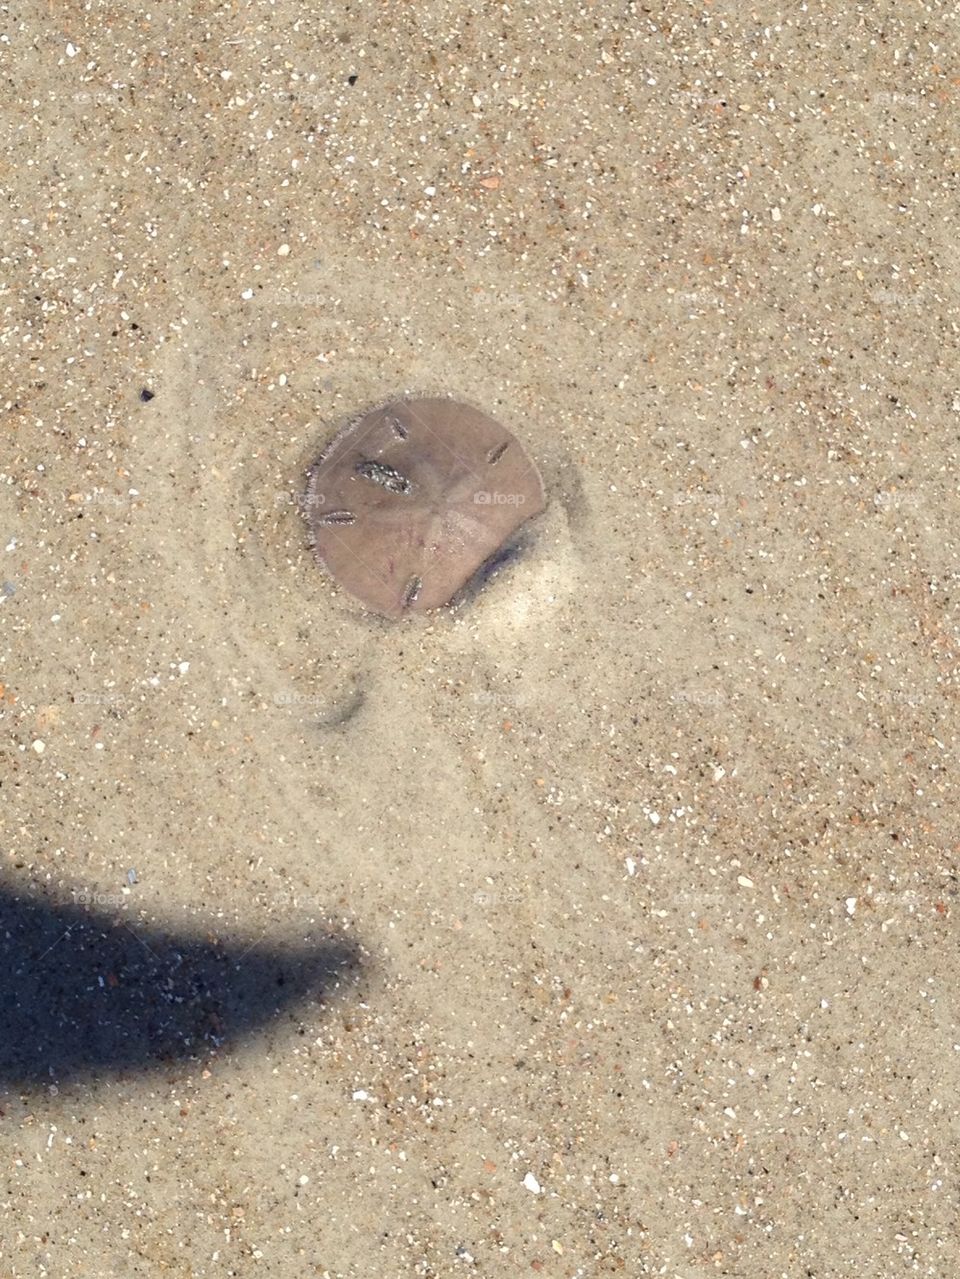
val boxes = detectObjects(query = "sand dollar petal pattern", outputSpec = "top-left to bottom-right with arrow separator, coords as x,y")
305,398 -> 545,617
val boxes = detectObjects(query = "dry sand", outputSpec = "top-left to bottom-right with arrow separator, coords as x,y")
2,1 -> 959,1276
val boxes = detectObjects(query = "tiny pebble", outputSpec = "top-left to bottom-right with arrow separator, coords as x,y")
523,1172 -> 541,1194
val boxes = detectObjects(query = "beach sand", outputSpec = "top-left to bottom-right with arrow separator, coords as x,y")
2,1 -> 959,1275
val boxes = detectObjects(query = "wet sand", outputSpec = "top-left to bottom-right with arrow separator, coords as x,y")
2,2 -> 959,1275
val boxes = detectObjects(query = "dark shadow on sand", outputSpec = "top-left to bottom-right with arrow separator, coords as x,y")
0,882 -> 360,1087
